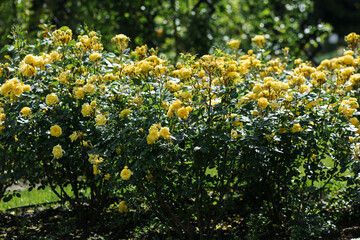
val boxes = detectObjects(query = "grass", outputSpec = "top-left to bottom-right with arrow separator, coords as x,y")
297,154 -> 353,193
0,185 -> 73,211
1,156 -> 351,212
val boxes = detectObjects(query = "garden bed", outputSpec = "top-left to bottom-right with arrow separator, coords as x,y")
1,204 -> 360,239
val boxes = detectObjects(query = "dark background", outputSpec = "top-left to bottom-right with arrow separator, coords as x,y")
0,0 -> 359,62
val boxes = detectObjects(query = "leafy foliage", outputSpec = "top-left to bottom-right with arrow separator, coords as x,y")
1,26 -> 360,239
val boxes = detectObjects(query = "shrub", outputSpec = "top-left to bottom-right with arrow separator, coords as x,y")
1,26 -> 360,238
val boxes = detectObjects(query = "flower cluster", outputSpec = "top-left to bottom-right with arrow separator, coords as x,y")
0,78 -> 31,99
146,124 -> 171,144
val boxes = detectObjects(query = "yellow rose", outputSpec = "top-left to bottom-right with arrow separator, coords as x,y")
89,52 -> 101,62
74,87 -> 85,99
50,125 -> 62,137
179,68 -> 192,79
22,85 -> 31,92
146,130 -> 159,144
88,154 -> 100,164
121,166 -> 132,180
45,93 -> 59,106
170,100 -> 182,111
159,127 -> 171,140
118,201 -> 128,213
81,103 -> 92,117
119,109 -> 131,118
350,117 -> 359,127
95,114 -> 107,126
69,131 -> 78,142
251,35 -> 265,48
59,71 -> 71,84
83,83 -> 95,94
227,39 -> 240,49
93,165 -> 100,176
24,54 -> 36,65
258,97 -> 269,109
52,144 -> 64,159
291,123 -> 303,133
177,107 -> 190,119
21,107 -> 31,116
231,130 -> 239,138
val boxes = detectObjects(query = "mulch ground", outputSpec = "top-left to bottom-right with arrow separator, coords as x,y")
1,206 -> 360,240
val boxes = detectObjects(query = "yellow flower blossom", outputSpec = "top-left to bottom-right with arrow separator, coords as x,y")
21,107 -> 31,116
69,131 -> 78,142
159,127 -> 171,140
95,114 -> 107,126
93,165 -> 100,176
177,107 -> 190,119
52,144 -> 64,159
119,109 -> 131,118
81,103 -> 92,117
258,97 -> 269,109
45,93 -> 59,106
89,52 -> 101,62
350,117 -> 359,127
227,39 -> 240,49
291,123 -> 303,133
50,125 -> 62,137
121,166 -> 132,180
118,201 -> 128,213
251,35 -> 265,48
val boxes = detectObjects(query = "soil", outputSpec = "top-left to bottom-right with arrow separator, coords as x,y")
1,204 -> 360,239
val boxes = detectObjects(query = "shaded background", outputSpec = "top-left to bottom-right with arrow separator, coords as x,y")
0,0 -> 360,62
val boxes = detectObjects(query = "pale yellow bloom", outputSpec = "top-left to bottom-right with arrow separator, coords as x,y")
159,127 -> 171,140
227,39 -> 240,49
81,103 -> 92,117
52,144 -> 64,159
69,131 -> 78,142
95,114 -> 107,126
89,52 -> 101,62
147,130 -> 159,144
93,165 -> 100,176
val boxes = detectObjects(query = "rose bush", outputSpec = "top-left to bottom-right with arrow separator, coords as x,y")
1,26 -> 360,238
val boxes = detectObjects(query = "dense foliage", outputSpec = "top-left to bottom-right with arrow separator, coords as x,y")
1,26 -> 360,239
0,0 -> 333,61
